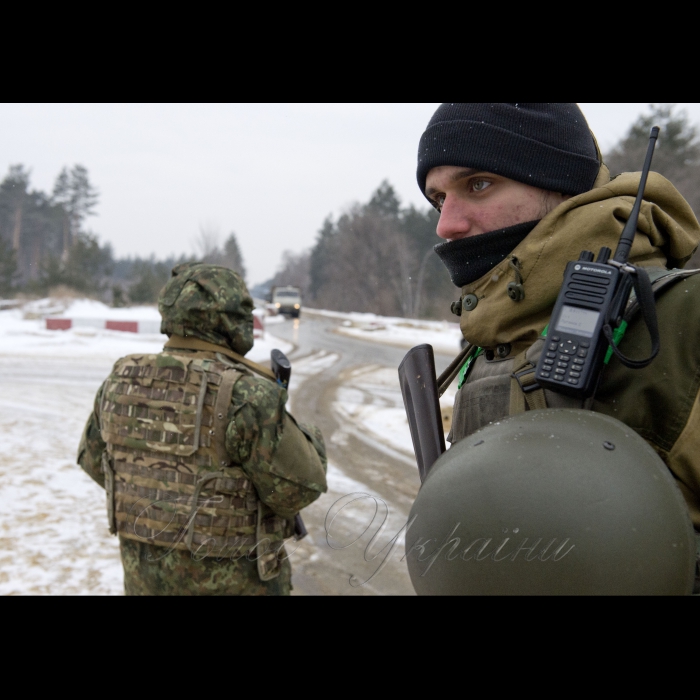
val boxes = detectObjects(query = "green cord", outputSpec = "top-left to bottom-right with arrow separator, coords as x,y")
457,348 -> 483,389
604,320 -> 628,365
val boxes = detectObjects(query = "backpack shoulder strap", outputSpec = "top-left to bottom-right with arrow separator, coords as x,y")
510,349 -> 548,415
625,268 -> 700,321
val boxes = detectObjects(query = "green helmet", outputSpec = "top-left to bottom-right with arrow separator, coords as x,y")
406,409 -> 696,596
158,263 -> 254,355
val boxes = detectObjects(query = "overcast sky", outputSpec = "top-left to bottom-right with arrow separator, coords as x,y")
3,103 -> 699,286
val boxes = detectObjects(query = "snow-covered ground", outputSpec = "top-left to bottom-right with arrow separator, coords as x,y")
283,347 -> 453,471
333,365 -> 455,466
0,299 -> 452,594
0,298 -> 290,595
304,308 -> 463,355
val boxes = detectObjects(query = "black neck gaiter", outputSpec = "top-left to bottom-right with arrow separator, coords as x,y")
434,220 -> 540,288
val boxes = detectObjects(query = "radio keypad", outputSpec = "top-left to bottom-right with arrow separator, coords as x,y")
541,335 -> 590,387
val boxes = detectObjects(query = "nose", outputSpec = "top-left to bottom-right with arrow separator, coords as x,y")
436,196 -> 472,241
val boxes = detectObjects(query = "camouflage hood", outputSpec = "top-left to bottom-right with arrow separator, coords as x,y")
158,263 -> 254,355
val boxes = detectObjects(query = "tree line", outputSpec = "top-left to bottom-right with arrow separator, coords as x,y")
0,165 -> 246,303
259,182 -> 452,318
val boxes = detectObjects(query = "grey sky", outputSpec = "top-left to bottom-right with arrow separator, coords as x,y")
3,103 -> 698,285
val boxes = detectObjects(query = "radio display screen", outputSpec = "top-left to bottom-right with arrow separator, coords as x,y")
555,305 -> 600,338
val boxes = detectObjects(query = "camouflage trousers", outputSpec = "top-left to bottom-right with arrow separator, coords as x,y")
119,538 -> 292,596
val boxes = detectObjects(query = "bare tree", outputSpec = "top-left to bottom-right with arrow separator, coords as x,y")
193,224 -> 223,264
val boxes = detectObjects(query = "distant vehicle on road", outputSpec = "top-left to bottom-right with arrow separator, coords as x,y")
271,286 -> 302,318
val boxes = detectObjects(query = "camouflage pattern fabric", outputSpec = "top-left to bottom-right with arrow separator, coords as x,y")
77,386 -> 107,488
99,351 -> 274,555
120,538 -> 292,596
77,264 -> 327,595
158,262 -> 254,355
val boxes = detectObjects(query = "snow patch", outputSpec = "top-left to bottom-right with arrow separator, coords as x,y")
304,307 -> 463,354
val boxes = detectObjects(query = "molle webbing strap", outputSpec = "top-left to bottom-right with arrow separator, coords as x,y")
214,369 -> 244,469
192,368 -> 209,452
510,350 -> 548,415
164,335 -> 276,382
109,462 -> 251,490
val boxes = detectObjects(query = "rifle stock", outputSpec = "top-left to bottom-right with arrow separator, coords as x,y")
399,344 -> 446,484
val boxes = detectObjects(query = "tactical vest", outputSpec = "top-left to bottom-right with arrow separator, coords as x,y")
99,349 -> 293,580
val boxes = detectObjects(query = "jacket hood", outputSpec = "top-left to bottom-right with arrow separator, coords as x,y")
158,263 -> 254,355
457,165 -> 700,351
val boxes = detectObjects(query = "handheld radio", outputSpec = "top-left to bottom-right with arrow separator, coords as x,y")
534,126 -> 661,399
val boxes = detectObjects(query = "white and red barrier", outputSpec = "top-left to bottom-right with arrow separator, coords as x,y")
46,318 -> 162,334
46,314 -> 266,338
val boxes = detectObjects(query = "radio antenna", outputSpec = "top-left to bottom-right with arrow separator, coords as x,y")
613,126 -> 660,264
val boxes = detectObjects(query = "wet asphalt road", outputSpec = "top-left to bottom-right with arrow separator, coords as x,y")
268,313 -> 454,596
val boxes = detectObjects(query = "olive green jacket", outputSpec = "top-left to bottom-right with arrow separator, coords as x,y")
452,165 -> 700,526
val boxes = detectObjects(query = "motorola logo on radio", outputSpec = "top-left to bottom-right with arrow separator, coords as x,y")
574,264 -> 612,275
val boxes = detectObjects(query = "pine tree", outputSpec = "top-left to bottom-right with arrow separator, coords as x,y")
52,165 -> 100,253
0,236 -> 18,297
606,104 -> 700,214
309,216 -> 335,300
0,165 -> 30,253
222,233 -> 246,279
367,180 -> 401,219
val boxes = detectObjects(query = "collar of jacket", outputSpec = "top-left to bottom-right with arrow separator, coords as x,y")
164,335 -> 276,381
459,165 -> 700,351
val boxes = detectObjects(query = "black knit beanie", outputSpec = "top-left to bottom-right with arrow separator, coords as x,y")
417,103 -> 600,198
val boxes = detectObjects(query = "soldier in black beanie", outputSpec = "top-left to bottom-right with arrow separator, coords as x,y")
407,103 -> 700,597
418,103 -> 601,288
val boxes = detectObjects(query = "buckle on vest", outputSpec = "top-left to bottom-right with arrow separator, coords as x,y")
511,367 -> 541,394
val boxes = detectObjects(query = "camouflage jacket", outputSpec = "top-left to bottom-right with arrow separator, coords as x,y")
77,263 -> 327,595
78,346 -> 328,595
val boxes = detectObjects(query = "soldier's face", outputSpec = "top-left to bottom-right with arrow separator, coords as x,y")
425,166 -> 570,242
